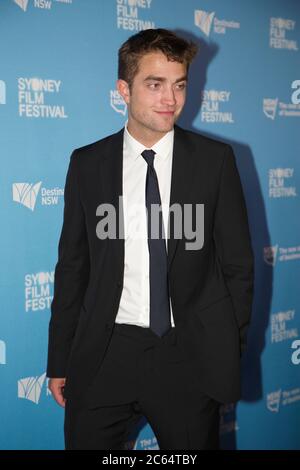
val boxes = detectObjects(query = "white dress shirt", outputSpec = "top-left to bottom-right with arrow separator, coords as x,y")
115,121 -> 175,328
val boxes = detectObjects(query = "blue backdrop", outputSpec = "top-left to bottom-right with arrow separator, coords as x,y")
0,0 -> 299,450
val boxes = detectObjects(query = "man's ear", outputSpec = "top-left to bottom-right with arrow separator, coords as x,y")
116,79 -> 130,105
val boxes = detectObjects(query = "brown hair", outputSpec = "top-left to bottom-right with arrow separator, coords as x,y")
118,28 -> 198,89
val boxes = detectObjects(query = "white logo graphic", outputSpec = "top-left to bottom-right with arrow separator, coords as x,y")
40,186 -> 64,205
269,167 -> 297,198
279,246 -> 300,262
33,0 -> 52,10
264,244 -> 300,265
194,10 -> 215,36
13,0 -> 29,11
267,389 -> 281,412
291,340 -> 300,365
291,80 -> 300,105
271,309 -> 298,343
116,0 -> 155,32
270,17 -> 298,51
267,387 -> 300,411
13,0 -> 73,12
12,182 -> 42,211
18,77 -> 68,119
195,9 -> 240,36
201,89 -> 234,124
25,271 -> 54,312
18,372 -> 46,404
110,90 -> 127,115
264,95 -> 300,119
263,98 -> 278,120
0,340 -> 6,365
13,182 -> 63,210
264,245 -> 278,266
0,80 -> 6,104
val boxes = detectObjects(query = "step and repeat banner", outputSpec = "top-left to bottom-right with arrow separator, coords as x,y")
0,0 -> 299,450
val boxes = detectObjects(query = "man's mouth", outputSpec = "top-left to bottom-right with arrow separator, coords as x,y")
155,111 -> 175,115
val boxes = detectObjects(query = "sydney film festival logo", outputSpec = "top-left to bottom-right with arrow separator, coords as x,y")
18,77 -> 67,119
269,17 -> 298,51
201,90 -> 234,124
24,271 -> 54,312
116,0 -> 155,32
270,309 -> 298,344
268,167 -> 297,198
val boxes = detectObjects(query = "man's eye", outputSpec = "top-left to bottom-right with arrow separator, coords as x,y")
176,83 -> 186,90
148,83 -> 160,89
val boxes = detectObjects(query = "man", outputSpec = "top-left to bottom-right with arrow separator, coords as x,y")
47,28 -> 254,450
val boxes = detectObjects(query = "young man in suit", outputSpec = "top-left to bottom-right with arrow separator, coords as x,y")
47,28 -> 254,450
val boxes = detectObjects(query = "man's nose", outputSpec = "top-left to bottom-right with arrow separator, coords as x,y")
161,87 -> 176,105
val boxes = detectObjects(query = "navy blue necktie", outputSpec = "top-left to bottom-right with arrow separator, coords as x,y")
141,149 -> 172,338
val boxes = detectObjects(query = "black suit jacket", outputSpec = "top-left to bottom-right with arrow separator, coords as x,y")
47,125 -> 254,404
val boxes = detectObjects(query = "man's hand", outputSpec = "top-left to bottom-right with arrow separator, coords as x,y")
49,378 -> 66,407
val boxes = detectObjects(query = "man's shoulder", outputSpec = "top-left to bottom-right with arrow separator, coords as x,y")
175,125 -> 231,153
71,127 -> 124,162
175,125 -> 233,168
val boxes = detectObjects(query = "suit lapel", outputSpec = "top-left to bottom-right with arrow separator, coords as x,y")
99,128 -> 125,266
100,127 -> 124,207
167,125 -> 195,270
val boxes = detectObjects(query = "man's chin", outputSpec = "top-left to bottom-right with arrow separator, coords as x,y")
153,120 -> 175,133
154,125 -> 174,134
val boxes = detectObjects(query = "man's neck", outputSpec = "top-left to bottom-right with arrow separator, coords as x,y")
127,122 -> 171,148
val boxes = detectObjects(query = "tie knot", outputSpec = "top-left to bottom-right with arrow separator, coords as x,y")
141,149 -> 156,168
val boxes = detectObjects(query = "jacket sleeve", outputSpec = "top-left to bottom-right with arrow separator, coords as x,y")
213,145 -> 254,355
47,150 -> 90,378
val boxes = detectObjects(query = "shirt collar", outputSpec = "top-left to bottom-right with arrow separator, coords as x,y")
124,119 -> 174,163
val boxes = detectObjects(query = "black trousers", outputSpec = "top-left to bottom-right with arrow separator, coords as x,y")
64,323 -> 221,450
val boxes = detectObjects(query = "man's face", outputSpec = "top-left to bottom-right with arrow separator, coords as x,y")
117,51 -> 187,144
